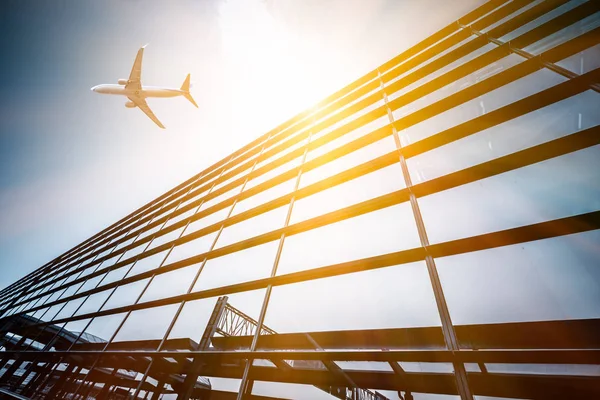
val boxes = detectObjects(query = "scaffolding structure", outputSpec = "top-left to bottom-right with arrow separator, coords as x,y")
1,0 -> 600,398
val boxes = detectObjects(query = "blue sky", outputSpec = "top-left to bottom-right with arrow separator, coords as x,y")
0,0 -> 485,289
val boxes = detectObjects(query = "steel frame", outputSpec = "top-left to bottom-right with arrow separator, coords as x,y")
2,0 -> 600,399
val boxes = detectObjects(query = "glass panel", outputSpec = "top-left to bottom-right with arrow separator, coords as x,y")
500,0 -> 586,42
112,304 -> 179,342
480,0 -> 543,34
301,135 -> 397,188
147,225 -> 185,251
74,290 -> 113,316
388,33 -> 476,89
291,162 -> 405,223
100,278 -> 151,311
256,135 -> 307,170
52,297 -> 86,321
40,303 -> 62,321
165,231 -> 218,264
201,185 -> 243,210
399,63 -> 566,145
120,240 -> 151,263
61,318 -> 93,347
125,249 -> 170,278
265,262 -> 440,333
212,167 -> 247,193
101,264 -> 131,286
245,156 -> 302,189
205,378 -> 242,395
419,146 -> 600,244
135,221 -> 164,244
523,11 -> 600,55
272,132 -> 309,161
232,178 -> 295,216
186,206 -> 230,234
216,206 -> 287,248
193,241 -> 279,292
556,43 -> 600,75
388,42 -> 498,104
99,248 -> 126,270
139,265 -> 200,303
437,230 -> 600,325
164,298 -> 217,344
76,273 -> 105,294
277,203 -> 421,276
407,90 -> 600,183
78,313 -> 127,345
308,114 -> 390,162
163,206 -> 197,230
313,97 -> 386,146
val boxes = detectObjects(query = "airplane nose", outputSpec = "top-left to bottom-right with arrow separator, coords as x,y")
91,86 -> 97,92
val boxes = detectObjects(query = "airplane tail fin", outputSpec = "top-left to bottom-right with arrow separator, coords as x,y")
180,74 -> 198,108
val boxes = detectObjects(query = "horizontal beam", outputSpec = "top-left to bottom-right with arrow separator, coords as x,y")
9,120 -> 600,328
7,355 -> 600,399
4,349 -> 600,365
211,318 -> 600,351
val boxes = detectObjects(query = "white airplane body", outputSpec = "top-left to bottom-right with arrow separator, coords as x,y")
91,45 -> 196,129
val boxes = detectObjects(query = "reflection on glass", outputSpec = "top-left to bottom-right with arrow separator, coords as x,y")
291,162 -> 405,224
438,230 -> 600,325
301,135 -> 396,188
399,66 -> 565,145
113,304 -> 179,342
266,262 -> 440,333
216,206 -> 287,248
278,203 -> 420,275
419,146 -> 600,244
193,241 -> 279,292
407,90 -> 600,183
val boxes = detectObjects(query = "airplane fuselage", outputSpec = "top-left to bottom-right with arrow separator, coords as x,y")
91,84 -> 184,99
91,44 -> 197,128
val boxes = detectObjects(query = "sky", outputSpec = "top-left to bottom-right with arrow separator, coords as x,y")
2,2 -> 600,399
0,0 -> 487,289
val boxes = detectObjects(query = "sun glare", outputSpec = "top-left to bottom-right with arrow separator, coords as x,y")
218,0 -> 329,131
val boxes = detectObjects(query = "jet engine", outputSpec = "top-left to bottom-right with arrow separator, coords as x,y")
125,101 -> 136,108
118,79 -> 128,85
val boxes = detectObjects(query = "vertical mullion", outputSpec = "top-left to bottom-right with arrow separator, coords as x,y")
377,69 -> 474,400
236,123 -> 313,400
132,137 -> 274,399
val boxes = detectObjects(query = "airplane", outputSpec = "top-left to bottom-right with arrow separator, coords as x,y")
91,45 -> 197,129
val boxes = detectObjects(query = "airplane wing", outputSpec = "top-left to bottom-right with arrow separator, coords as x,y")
125,45 -> 146,91
128,96 -> 165,129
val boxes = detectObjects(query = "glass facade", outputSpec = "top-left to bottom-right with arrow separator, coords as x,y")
1,0 -> 599,399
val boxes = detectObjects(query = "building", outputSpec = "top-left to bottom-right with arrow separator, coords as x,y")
1,0 -> 599,399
